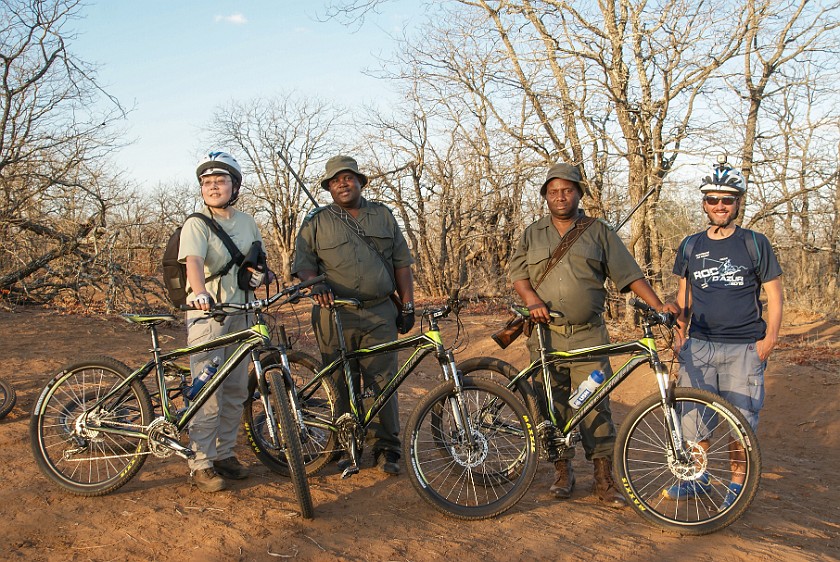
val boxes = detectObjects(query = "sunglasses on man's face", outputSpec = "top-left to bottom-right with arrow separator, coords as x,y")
703,195 -> 738,206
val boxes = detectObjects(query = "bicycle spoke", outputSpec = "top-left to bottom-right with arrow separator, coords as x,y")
405,378 -> 538,520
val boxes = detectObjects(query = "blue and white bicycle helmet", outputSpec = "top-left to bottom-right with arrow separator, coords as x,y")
699,156 -> 745,195
196,151 -> 243,206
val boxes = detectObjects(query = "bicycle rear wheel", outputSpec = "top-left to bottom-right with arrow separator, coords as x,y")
616,387 -> 761,535
404,376 -> 538,520
0,376 -> 16,419
266,366 -> 314,519
244,351 -> 338,475
29,357 -> 153,496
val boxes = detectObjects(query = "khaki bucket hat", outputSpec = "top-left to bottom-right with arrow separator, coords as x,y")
540,162 -> 583,196
320,155 -> 369,190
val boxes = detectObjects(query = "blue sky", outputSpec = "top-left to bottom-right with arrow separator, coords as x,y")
70,1 -> 419,187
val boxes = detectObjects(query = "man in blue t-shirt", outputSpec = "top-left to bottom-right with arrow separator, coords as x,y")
668,158 -> 784,508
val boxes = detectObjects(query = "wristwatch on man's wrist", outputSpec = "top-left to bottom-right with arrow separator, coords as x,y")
402,301 -> 415,315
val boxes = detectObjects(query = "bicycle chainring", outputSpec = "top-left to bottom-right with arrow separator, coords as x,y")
147,419 -> 181,458
335,413 -> 364,452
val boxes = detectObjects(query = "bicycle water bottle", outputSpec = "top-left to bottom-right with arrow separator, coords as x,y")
185,357 -> 221,400
569,369 -> 605,409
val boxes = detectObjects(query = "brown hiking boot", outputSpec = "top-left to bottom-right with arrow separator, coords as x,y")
214,456 -> 249,480
592,457 -> 626,508
192,467 -> 227,493
549,459 -> 575,499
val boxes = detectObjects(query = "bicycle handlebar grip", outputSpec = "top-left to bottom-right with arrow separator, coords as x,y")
658,311 -> 677,327
629,297 -> 658,314
296,274 -> 327,291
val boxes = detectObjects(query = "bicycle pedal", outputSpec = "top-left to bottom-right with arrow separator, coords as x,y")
341,465 -> 359,479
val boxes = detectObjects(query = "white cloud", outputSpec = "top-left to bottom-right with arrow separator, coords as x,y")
214,13 -> 247,25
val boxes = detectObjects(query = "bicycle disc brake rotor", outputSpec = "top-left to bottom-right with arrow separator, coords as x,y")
446,428 -> 489,468
147,419 -> 181,458
670,440 -> 708,479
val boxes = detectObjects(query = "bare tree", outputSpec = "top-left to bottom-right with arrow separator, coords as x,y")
0,0 -> 127,306
204,94 -> 342,282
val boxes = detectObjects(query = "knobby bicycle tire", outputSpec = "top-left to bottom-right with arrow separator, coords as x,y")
404,376 -> 539,520
29,356 -> 153,496
615,387 -> 761,535
244,351 -> 339,476
267,366 -> 314,519
0,376 -> 16,419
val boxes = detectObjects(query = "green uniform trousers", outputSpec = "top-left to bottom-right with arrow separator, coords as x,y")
526,321 -> 617,461
312,299 -> 401,455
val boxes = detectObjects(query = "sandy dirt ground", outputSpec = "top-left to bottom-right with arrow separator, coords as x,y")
0,301 -> 838,562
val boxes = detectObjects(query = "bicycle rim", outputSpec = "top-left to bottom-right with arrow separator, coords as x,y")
267,368 -> 314,519
616,388 -> 761,535
30,357 -> 153,496
405,377 -> 538,520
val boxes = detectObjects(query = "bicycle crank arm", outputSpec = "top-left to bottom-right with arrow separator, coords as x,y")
153,435 -> 196,460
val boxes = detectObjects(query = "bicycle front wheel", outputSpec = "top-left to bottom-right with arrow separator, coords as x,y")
266,366 -> 314,519
29,357 -> 153,496
244,351 -> 338,476
616,387 -> 761,535
404,376 -> 538,520
0,376 -> 16,419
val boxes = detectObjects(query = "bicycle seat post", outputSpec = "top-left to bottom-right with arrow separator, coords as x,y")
147,324 -> 165,376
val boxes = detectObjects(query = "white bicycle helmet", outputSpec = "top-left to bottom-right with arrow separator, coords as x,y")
196,151 -> 243,206
699,157 -> 745,195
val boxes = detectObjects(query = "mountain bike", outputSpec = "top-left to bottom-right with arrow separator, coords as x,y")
458,299 -> 761,535
243,291 -> 539,520
29,277 -> 325,519
0,376 -> 16,419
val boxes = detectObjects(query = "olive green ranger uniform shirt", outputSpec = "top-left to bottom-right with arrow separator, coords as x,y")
292,198 -> 414,300
509,212 -> 643,325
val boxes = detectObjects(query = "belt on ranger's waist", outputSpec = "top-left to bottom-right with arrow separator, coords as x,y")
358,295 -> 392,308
315,295 -> 391,310
546,317 -> 604,336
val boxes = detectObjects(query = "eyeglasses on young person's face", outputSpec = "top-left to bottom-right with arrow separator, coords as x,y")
200,176 -> 232,189
703,195 -> 738,206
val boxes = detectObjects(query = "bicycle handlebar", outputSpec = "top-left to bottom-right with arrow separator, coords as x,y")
628,298 -> 677,328
511,299 -> 676,329
325,287 -> 462,321
180,274 -> 327,314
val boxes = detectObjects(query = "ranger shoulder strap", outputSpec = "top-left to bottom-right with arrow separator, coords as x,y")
533,215 -> 597,290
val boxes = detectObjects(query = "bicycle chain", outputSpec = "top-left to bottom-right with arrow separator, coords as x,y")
63,416 -> 161,462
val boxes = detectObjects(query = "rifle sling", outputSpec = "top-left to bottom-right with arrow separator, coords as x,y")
327,205 -> 401,305
532,215 -> 597,291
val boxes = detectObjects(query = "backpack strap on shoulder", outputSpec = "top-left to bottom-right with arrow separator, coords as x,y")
185,213 -> 245,279
747,229 -> 761,270
679,233 -> 701,278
